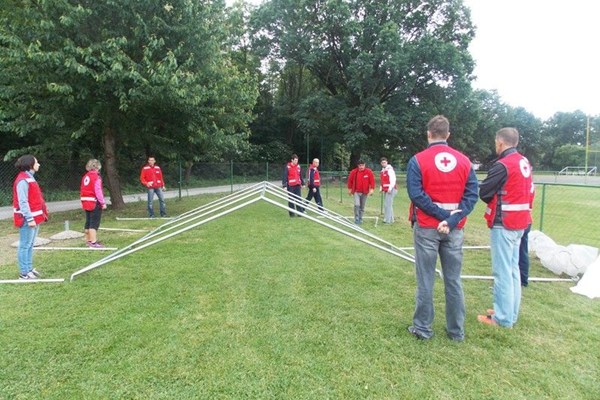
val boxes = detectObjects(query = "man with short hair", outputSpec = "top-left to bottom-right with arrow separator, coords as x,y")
140,156 -> 167,218
406,115 -> 479,341
347,160 -> 375,224
282,154 -> 305,217
478,127 -> 534,328
379,157 -> 397,224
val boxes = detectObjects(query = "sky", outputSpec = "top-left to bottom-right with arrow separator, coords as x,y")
463,0 -> 600,119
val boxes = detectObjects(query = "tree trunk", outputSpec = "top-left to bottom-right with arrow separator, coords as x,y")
102,126 -> 125,209
184,160 -> 193,184
349,150 -> 362,171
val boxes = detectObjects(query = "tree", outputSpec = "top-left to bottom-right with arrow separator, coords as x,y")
552,144 -> 585,170
540,111 -> 588,169
1,0 -> 258,208
251,0 -> 475,168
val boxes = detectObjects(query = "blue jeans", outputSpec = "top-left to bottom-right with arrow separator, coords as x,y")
18,224 -> 40,275
147,188 -> 166,217
412,224 -> 465,340
490,227 -> 524,327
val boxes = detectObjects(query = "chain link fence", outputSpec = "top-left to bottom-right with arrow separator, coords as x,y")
2,159 -> 599,249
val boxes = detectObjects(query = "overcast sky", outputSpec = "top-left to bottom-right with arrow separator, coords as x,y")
463,0 -> 600,119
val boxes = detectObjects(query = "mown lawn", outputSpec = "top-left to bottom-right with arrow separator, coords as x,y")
0,190 -> 598,399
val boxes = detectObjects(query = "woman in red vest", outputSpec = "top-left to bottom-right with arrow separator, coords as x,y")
80,159 -> 107,248
13,154 -> 48,280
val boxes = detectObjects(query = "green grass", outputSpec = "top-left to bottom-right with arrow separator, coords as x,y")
0,191 -> 599,399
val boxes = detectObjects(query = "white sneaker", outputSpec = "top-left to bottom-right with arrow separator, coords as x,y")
19,271 -> 38,280
31,268 -> 42,278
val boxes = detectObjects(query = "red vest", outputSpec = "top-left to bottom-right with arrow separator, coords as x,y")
380,166 -> 396,192
80,170 -> 100,211
140,164 -> 164,188
307,164 -> 320,187
411,144 -> 472,229
484,152 -> 533,229
286,162 -> 302,186
13,172 -> 48,227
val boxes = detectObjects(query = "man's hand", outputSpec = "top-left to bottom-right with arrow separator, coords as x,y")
368,189 -> 374,196
437,221 -> 449,234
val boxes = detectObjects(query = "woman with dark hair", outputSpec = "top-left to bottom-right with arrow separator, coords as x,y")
13,154 -> 48,280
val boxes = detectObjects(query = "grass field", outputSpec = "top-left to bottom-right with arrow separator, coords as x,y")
1,189 -> 599,399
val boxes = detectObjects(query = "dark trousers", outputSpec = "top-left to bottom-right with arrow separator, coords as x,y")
306,186 -> 323,211
519,224 -> 531,286
287,185 -> 304,216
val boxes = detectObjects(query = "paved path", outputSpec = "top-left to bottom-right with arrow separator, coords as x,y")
0,182 -> 279,221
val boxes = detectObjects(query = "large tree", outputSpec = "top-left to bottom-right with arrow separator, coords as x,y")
251,0 -> 475,167
1,0 -> 257,208
540,110 -> 589,169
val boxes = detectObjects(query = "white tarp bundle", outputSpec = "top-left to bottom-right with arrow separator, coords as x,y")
528,230 -> 598,277
570,255 -> 600,299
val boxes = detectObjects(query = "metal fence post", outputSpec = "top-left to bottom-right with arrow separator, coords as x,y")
539,183 -> 546,231
178,158 -> 182,200
230,160 -> 234,193
339,173 -> 343,203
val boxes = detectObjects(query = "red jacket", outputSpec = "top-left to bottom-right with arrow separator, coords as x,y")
484,152 -> 533,229
140,164 -> 165,189
13,171 -> 48,227
80,170 -> 101,211
411,145 -> 472,229
348,167 -> 375,194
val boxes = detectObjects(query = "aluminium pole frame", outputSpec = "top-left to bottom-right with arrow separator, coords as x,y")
69,181 -> 571,285
70,181 -> 415,281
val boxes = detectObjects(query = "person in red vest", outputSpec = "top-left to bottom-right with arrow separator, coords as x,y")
140,156 -> 167,218
478,127 -> 534,328
406,115 -> 479,341
305,158 -> 324,212
347,160 -> 375,224
80,159 -> 107,248
379,157 -> 397,224
282,154 -> 305,217
13,155 -> 48,280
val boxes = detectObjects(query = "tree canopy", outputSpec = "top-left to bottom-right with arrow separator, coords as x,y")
1,0 -> 258,207
1,0 -> 598,196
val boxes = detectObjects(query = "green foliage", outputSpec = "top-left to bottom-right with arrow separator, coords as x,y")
0,0 -> 259,203
251,0 -> 476,165
551,144 -> 586,170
